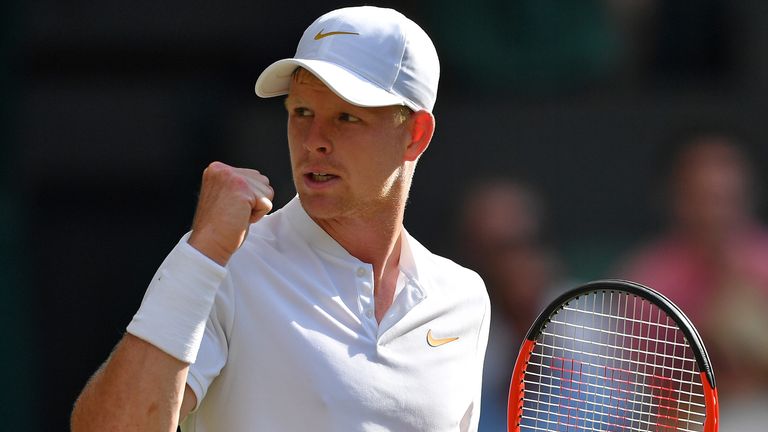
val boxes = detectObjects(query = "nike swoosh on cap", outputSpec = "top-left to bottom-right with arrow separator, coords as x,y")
314,29 -> 360,40
426,329 -> 459,347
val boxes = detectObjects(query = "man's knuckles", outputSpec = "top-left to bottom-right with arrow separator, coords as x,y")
204,168 -> 253,196
201,167 -> 273,218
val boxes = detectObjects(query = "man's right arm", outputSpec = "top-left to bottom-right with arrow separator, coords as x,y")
71,334 -> 197,431
71,162 -> 273,431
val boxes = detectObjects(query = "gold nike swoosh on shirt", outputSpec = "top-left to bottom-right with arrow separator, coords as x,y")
314,29 -> 360,40
426,329 -> 459,347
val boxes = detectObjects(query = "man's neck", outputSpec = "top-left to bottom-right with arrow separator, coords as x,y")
313,208 -> 404,323
315,208 -> 402,264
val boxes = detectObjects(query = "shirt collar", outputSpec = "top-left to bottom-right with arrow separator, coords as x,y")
283,195 -> 426,291
284,195 -> 351,258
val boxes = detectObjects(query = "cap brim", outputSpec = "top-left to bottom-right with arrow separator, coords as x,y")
255,58 -> 414,109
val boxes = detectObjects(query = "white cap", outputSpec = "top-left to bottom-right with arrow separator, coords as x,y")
255,6 -> 440,112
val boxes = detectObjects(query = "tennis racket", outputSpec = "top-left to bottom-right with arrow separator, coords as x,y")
507,279 -> 718,432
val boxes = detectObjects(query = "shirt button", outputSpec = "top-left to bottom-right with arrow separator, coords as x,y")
356,267 -> 366,277
365,309 -> 373,318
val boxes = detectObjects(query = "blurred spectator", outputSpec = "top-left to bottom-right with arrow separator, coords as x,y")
455,178 -> 570,431
616,131 -> 768,399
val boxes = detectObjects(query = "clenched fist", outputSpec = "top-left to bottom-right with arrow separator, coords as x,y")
188,161 -> 274,266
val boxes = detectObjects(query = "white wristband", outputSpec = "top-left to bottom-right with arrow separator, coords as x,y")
127,233 -> 228,363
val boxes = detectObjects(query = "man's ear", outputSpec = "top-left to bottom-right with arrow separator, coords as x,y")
404,110 -> 435,162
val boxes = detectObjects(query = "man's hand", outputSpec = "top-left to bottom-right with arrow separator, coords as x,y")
188,161 -> 274,266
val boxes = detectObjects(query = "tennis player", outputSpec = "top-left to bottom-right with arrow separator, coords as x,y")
71,6 -> 490,431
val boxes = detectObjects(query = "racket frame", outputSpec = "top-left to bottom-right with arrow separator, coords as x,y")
507,279 -> 718,432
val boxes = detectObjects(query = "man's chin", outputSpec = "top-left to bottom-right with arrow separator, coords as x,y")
297,193 -> 342,219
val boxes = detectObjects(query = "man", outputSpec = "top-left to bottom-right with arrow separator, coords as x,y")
71,6 -> 490,431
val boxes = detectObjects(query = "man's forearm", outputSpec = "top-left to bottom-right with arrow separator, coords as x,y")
71,333 -> 191,432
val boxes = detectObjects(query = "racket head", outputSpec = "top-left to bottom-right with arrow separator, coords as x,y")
507,279 -> 718,432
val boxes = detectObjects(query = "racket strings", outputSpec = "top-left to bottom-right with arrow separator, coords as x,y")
524,356 -> 705,402
520,292 -> 707,431
533,333 -> 701,386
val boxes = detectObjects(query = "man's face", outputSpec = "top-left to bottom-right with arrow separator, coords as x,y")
284,70 -> 412,222
672,138 -> 752,240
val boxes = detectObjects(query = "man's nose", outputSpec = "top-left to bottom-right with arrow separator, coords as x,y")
304,118 -> 333,154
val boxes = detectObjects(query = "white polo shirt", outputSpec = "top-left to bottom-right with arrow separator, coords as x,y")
179,197 -> 490,431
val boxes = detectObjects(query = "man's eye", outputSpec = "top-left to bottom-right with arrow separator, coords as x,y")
339,113 -> 360,122
294,107 -> 313,117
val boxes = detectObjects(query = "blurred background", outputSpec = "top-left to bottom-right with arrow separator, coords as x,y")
2,0 -> 768,430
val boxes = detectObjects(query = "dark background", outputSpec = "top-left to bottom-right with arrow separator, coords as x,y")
2,1 -> 768,430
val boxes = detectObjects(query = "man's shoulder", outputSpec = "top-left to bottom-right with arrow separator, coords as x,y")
406,233 -> 485,289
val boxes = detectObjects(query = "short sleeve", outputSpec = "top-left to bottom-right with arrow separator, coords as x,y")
186,276 -> 234,410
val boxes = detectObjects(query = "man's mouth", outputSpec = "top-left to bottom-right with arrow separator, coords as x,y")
307,172 -> 337,182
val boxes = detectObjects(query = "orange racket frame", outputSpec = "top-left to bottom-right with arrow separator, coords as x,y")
507,280 -> 718,432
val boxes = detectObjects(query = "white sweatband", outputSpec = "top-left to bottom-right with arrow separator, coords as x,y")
127,233 -> 228,363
